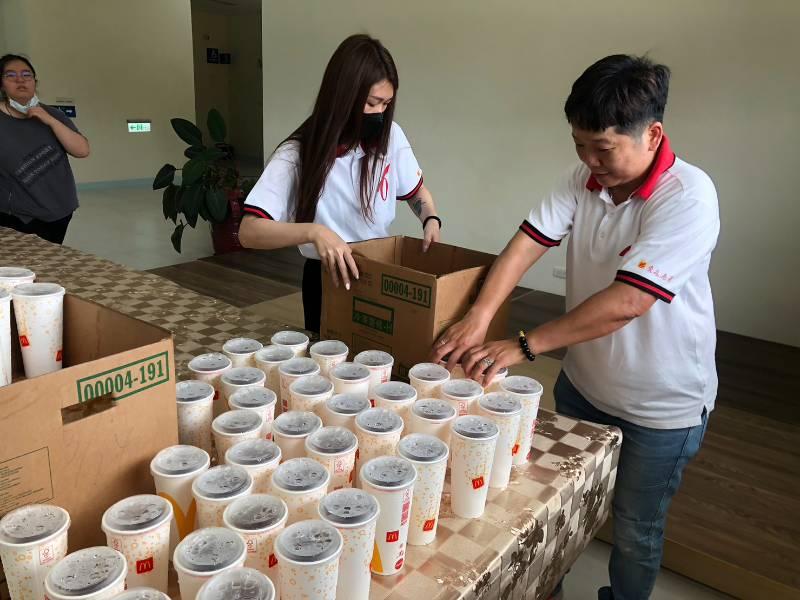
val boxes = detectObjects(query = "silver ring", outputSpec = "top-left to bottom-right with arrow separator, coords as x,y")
437,338 -> 448,347
481,357 -> 495,368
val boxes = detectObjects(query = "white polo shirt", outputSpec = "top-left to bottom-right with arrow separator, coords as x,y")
243,121 -> 423,259
521,136 -> 720,429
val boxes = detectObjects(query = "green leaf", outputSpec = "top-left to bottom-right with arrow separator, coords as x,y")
207,108 -> 227,143
205,188 -> 228,223
180,184 -> 204,228
162,184 -> 179,223
171,222 -> 185,253
153,164 -> 176,190
171,118 -> 203,146
184,145 -> 205,159
182,157 -> 207,186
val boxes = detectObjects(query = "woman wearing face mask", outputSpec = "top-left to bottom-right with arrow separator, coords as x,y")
0,54 -> 89,245
239,34 -> 441,333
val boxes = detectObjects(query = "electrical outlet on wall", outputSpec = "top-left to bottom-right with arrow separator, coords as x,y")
553,267 -> 567,279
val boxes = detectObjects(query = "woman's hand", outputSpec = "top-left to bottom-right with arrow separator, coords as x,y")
422,218 -> 440,252
310,224 -> 359,289
460,338 -> 525,385
26,105 -> 56,126
430,309 -> 492,371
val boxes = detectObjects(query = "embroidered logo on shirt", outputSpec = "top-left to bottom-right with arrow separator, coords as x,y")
638,260 -> 674,282
638,260 -> 648,269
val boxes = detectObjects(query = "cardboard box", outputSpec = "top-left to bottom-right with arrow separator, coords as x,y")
321,236 -> 509,377
0,294 -> 177,551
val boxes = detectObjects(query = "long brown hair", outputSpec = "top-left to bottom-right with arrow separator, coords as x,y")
286,34 -> 398,224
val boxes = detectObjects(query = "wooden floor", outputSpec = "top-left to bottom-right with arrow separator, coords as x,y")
151,249 -> 800,599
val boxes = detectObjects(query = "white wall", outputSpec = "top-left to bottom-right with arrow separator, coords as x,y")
1,0 -> 196,185
262,0 -> 800,347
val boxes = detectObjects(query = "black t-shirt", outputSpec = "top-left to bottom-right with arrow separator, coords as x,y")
0,105 -> 80,222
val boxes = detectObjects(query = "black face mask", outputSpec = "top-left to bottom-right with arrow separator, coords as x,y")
361,112 -> 384,142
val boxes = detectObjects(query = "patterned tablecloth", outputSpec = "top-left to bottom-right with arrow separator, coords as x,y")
0,230 -> 622,600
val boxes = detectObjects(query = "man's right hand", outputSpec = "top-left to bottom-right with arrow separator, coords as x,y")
311,224 -> 360,289
430,309 -> 492,372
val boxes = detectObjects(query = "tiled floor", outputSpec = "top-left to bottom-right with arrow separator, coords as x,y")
60,185 -> 749,599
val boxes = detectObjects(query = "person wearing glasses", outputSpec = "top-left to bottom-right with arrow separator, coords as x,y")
0,54 -> 89,245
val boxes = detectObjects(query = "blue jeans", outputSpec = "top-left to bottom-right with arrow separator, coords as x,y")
554,371 -> 709,600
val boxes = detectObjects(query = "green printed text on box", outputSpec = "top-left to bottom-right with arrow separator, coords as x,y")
76,351 -> 170,403
352,298 -> 394,335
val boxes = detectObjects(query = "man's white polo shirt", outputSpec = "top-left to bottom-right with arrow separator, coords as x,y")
243,122 -> 423,259
520,136 -> 720,429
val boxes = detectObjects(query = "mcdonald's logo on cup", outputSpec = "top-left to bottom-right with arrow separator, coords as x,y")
386,530 -> 400,543
423,519 -> 436,532
136,557 -> 154,574
471,476 -> 485,490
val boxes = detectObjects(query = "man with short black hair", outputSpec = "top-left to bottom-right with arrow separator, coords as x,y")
433,55 -> 719,599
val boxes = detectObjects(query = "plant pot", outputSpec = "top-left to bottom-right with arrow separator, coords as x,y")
211,190 -> 244,255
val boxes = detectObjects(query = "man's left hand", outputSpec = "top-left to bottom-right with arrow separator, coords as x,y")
461,338 -> 525,385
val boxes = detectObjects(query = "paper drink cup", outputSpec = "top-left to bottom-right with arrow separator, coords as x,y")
192,465 -> 254,529
277,358 -> 319,413
254,346 -> 294,412
477,393 -> 522,489
212,409 -> 264,460
229,387 -> 277,440
408,399 -> 457,446
44,547 -> 127,600
225,439 -> 282,494
0,267 -> 35,293
439,378 -> 484,417
449,416 -> 499,519
289,374 -> 333,415
321,393 -> 370,432
353,408 -> 404,488
353,350 -> 394,403
305,426 -> 358,490
309,340 -> 349,378
176,380 -> 215,455
398,434 -> 448,546
220,367 -> 266,406
111,588 -> 170,600
271,410 -> 321,461
188,353 -> 232,417
0,290 -> 11,387
196,567 -> 275,600
408,363 -> 450,399
12,282 -> 65,378
269,458 -> 330,525
222,495 -> 288,582
373,381 -> 417,422
329,362 -> 370,399
173,527 -> 246,600
270,331 -> 309,358
500,376 -> 544,466
222,338 -> 263,368
274,520 -> 342,600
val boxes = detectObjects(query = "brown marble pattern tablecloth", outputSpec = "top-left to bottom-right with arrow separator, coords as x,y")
1,229 -> 621,599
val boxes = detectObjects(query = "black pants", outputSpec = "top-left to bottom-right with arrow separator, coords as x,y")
302,258 -> 322,333
0,213 -> 72,245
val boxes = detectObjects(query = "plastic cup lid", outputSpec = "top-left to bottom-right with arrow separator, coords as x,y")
229,387 -> 276,409
189,353 -> 232,373
194,466 -> 251,499
271,330 -> 309,346
176,380 -> 215,403
453,415 -> 499,439
501,375 -> 544,396
12,282 -> 64,298
330,362 -> 370,381
374,381 -> 416,402
290,375 -> 333,397
479,392 -> 522,415
113,588 -> 169,600
0,504 -> 68,545
197,568 -> 275,600
354,350 -> 393,367
409,363 -> 450,382
46,547 -> 126,596
226,439 -> 280,466
326,393 -> 370,416
224,495 -> 287,531
103,495 -> 169,532
175,528 -> 245,573
398,434 -> 448,463
0,289 -> 9,301
223,338 -> 263,355
152,445 -> 209,476
361,456 -> 416,489
441,379 -> 483,398
279,357 -> 319,377
0,267 -> 34,279
306,427 -> 357,455
276,520 -> 341,564
310,340 -> 348,357
319,489 -> 378,526
255,345 -> 294,363
271,458 -> 329,492
355,408 -> 403,434
272,411 -> 321,437
412,399 -> 456,421
222,367 -> 265,387
213,410 -> 263,435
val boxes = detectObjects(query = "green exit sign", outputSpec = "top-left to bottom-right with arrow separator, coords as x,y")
127,120 -> 151,133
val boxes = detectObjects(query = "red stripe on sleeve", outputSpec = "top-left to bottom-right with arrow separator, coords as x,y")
243,205 -> 273,220
397,177 -> 424,201
615,274 -> 674,303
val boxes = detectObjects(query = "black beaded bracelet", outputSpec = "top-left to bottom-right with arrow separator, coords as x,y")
423,215 -> 442,230
518,330 -> 536,362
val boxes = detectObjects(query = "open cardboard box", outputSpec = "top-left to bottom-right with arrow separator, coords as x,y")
321,236 -> 509,377
0,294 -> 177,550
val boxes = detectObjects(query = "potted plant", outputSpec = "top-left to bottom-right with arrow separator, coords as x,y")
152,108 -> 256,254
